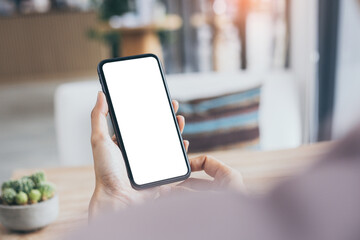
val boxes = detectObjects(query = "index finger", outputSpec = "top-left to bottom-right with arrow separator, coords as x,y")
91,92 -> 110,143
172,100 -> 179,113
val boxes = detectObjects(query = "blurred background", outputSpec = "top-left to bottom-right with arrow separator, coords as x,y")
0,0 -> 359,183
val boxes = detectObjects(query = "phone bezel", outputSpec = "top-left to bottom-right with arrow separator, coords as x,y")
97,54 -> 190,190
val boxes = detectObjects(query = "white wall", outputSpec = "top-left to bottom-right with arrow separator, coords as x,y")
332,0 -> 360,139
290,0 -> 319,143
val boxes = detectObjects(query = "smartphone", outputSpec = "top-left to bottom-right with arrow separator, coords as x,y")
97,54 -> 190,189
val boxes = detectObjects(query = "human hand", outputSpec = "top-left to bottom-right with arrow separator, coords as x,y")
89,91 -> 188,219
89,92 -> 245,219
163,155 -> 246,194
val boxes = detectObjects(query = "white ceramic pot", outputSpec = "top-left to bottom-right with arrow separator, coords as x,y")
0,194 -> 58,232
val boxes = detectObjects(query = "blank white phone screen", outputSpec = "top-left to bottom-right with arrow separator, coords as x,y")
102,56 -> 188,186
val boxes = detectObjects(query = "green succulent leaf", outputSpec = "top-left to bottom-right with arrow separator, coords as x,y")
1,180 -> 16,191
21,177 -> 35,194
39,182 -> 55,201
1,188 -> 17,205
11,177 -> 35,194
30,171 -> 46,188
15,191 -> 28,205
29,189 -> 42,204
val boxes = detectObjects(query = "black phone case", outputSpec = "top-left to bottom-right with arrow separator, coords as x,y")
97,53 -> 190,190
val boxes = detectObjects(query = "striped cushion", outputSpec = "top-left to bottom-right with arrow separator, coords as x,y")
178,85 -> 261,152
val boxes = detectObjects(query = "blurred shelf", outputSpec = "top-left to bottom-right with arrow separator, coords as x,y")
0,11 -> 108,83
96,14 -> 182,59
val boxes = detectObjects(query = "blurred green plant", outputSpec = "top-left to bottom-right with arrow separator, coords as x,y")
96,0 -> 135,21
29,189 -> 42,204
20,177 -> 35,194
30,171 -> 46,188
15,192 -> 28,205
1,188 -> 16,205
1,180 -> 16,191
38,182 -> 56,201
87,29 -> 121,58
157,30 -> 179,46
0,171 -> 56,206
88,0 -> 135,58
11,177 -> 35,194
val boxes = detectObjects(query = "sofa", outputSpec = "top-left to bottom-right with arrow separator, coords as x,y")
54,71 -> 301,166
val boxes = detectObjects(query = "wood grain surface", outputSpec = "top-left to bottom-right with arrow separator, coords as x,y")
0,142 -> 333,239
0,12 -> 108,83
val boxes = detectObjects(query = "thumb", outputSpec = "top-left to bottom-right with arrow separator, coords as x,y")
91,91 -> 110,144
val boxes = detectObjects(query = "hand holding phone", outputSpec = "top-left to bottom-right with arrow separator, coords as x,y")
89,88 -> 244,218
89,91 -> 189,218
97,54 -> 190,189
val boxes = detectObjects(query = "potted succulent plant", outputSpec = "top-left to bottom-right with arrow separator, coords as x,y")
0,171 -> 59,232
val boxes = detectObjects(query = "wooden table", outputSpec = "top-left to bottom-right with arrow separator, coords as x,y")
0,142 -> 333,239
